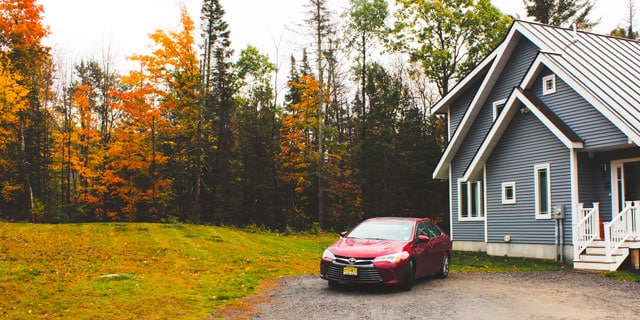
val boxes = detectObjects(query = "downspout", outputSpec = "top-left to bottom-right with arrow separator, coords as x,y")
555,218 -> 559,261
559,216 -> 564,263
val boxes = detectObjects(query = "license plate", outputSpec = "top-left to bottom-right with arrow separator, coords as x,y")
343,267 -> 358,276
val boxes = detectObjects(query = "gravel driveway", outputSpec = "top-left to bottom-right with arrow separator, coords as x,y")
220,271 -> 640,320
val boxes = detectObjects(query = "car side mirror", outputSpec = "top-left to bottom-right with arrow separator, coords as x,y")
418,235 -> 430,243
340,231 -> 348,237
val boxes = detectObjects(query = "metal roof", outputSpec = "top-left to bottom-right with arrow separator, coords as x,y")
518,21 -> 640,142
432,20 -> 640,180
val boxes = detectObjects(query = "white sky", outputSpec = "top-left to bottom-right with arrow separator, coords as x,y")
39,0 -> 626,74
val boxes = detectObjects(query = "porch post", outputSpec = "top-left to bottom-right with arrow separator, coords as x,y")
570,149 -> 579,260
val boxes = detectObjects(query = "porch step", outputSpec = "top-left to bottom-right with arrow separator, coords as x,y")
625,239 -> 640,249
574,241 -> 630,272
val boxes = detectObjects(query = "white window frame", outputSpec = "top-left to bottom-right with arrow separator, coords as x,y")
458,179 -> 485,221
492,99 -> 507,121
534,163 -> 552,219
542,74 -> 556,95
501,181 -> 516,204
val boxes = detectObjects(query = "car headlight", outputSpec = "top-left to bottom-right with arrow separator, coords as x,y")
373,252 -> 409,263
322,249 -> 335,260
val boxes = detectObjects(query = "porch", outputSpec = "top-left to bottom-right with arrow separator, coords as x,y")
573,201 -> 640,271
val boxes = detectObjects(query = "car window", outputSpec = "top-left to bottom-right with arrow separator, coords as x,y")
426,223 -> 442,238
347,221 -> 414,241
417,222 -> 429,237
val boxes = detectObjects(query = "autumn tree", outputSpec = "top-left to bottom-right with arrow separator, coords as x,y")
278,74 -> 325,229
129,6 -> 201,222
0,0 -> 52,221
524,0 -> 598,29
390,0 -> 511,97
103,72 -> 172,222
0,55 -> 29,220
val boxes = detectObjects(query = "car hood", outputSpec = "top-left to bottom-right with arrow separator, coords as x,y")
329,237 -> 409,258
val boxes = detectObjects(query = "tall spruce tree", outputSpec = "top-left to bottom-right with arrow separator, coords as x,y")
304,0 -> 335,229
200,0 -> 236,223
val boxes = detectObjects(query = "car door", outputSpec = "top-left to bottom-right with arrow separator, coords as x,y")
413,222 -> 433,277
425,222 -> 446,274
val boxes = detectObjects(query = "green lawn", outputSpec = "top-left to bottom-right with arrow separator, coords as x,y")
1,223 -> 637,319
0,223 -> 335,319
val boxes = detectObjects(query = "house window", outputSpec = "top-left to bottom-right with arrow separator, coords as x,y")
542,74 -> 556,95
534,164 -> 551,219
459,179 -> 484,220
492,99 -> 507,121
501,182 -> 516,204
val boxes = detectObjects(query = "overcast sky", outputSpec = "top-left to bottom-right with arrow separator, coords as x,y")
39,0 -> 626,74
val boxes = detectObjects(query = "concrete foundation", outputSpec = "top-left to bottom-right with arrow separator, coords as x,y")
453,241 -> 574,262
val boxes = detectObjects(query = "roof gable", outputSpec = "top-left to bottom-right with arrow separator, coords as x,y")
463,87 -> 583,181
433,20 -> 640,180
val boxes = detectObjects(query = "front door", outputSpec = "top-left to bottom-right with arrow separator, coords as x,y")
611,158 -> 640,214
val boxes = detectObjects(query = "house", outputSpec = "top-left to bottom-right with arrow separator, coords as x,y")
432,20 -> 640,271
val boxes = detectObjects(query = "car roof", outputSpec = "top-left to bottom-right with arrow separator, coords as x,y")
365,217 -> 432,223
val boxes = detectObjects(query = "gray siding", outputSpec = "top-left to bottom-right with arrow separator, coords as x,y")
451,38 -> 540,241
486,109 -> 572,244
585,148 -> 640,220
535,69 -> 629,150
449,79 -> 482,136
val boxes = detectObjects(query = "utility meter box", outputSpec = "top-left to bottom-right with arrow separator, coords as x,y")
553,204 -> 565,219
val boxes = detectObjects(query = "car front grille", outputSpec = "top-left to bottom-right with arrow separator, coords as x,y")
326,256 -> 382,282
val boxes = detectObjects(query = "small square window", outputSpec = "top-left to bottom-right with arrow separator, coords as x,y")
501,182 -> 516,204
492,99 -> 507,121
542,74 -> 556,95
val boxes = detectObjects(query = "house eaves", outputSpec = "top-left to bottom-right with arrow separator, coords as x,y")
431,53 -> 497,115
432,22 -> 530,180
462,87 -> 583,181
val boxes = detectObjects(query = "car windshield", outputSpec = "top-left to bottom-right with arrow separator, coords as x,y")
346,220 -> 414,241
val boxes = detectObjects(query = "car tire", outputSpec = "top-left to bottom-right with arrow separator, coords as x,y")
328,280 -> 339,288
401,260 -> 414,291
436,254 -> 450,279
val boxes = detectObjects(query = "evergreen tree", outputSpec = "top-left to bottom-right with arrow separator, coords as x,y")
235,46 -> 279,227
200,0 -> 236,223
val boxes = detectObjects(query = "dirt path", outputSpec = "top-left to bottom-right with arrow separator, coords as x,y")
213,271 -> 640,319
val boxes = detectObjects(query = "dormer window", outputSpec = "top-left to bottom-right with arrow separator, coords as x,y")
492,99 -> 507,121
542,74 -> 556,95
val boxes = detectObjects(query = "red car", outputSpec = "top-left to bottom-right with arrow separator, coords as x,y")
320,217 -> 451,290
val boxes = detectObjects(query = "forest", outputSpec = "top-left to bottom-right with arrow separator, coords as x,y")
0,0 -> 607,231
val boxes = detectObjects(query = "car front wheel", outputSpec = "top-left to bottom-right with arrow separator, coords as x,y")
401,260 -> 415,291
436,254 -> 450,279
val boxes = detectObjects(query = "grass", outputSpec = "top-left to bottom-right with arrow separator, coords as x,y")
1,223 -> 637,319
0,222 -> 335,319
451,251 -> 569,273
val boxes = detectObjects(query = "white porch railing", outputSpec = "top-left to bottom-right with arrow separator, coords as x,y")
604,201 -> 640,262
573,203 -> 600,260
